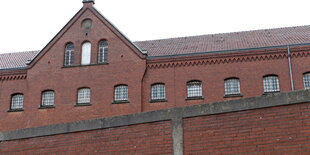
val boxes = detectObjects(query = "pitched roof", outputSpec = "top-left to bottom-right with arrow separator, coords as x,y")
2,25 -> 310,70
134,25 -> 310,57
0,51 -> 39,70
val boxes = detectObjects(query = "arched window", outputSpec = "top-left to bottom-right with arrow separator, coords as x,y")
41,90 -> 55,106
263,75 -> 280,92
114,85 -> 128,101
151,83 -> 166,100
187,80 -> 202,97
11,94 -> 24,110
224,78 -> 240,95
81,42 -> 91,65
64,43 -> 74,65
77,88 -> 91,104
303,72 -> 310,89
98,40 -> 108,63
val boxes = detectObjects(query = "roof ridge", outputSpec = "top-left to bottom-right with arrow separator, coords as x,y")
0,50 -> 40,56
134,25 -> 310,43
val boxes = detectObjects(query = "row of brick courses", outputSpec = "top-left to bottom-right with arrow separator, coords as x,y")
0,121 -> 172,155
183,102 -> 310,154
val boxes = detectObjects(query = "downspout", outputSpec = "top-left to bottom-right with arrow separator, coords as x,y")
287,46 -> 294,91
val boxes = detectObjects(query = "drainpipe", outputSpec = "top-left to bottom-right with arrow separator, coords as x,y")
287,46 -> 294,91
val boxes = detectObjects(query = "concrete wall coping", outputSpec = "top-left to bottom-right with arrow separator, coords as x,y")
1,89 -> 310,141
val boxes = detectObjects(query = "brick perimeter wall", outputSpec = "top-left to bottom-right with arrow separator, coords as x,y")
184,103 -> 310,154
0,121 -> 172,155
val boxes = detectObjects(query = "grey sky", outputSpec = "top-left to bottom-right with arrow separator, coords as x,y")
0,0 -> 309,53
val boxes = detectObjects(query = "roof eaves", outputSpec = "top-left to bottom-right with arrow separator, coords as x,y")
0,67 -> 28,72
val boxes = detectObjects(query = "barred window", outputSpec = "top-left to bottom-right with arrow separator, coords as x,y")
11,94 -> 24,110
98,40 -> 108,63
81,42 -> 91,65
114,85 -> 128,101
64,43 -> 74,65
187,81 -> 202,97
225,78 -> 240,95
151,83 -> 165,100
42,91 -> 55,106
303,73 -> 310,89
77,88 -> 91,104
263,75 -> 280,92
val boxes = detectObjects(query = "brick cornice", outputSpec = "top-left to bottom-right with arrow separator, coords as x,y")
0,69 -> 27,81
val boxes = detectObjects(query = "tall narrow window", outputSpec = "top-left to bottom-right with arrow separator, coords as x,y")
10,94 -> 24,110
263,75 -> 280,93
151,83 -> 166,100
64,43 -> 74,65
81,42 -> 91,65
224,78 -> 241,95
98,40 -> 108,63
187,80 -> 202,98
114,85 -> 128,102
41,90 -> 55,107
304,73 -> 310,89
77,88 -> 91,104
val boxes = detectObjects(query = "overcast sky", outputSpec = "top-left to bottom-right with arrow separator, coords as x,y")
0,0 -> 309,53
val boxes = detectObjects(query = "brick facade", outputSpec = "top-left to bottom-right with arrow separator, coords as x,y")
1,1 -> 310,132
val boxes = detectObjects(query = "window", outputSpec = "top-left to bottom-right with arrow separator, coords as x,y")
151,83 -> 166,100
64,43 -> 74,65
187,81 -> 202,97
41,90 -> 55,106
263,75 -> 280,92
98,40 -> 108,63
77,88 -> 91,104
304,73 -> 310,89
81,42 -> 91,65
224,78 -> 241,95
11,94 -> 24,110
114,85 -> 128,101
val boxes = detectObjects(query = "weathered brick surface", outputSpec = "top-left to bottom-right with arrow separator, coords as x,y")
0,121 -> 172,155
183,103 -> 310,154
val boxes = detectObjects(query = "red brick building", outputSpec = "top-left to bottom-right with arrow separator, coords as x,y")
1,0 -> 310,132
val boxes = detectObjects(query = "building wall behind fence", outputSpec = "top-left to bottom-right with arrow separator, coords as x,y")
1,90 -> 310,154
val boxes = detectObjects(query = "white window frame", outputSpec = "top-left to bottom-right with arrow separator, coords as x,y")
303,73 -> 310,89
187,81 -> 202,97
98,40 -> 108,63
41,90 -> 55,106
224,78 -> 241,95
151,83 -> 166,100
114,85 -> 128,101
77,88 -> 91,104
64,43 -> 74,65
263,75 -> 280,93
81,42 -> 91,65
11,94 -> 24,110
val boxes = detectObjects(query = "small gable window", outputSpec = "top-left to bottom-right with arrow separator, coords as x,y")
224,78 -> 241,95
263,75 -> 280,93
81,42 -> 91,65
77,88 -> 91,104
151,83 -> 166,101
303,73 -> 310,89
114,85 -> 129,103
64,43 -> 74,66
41,90 -> 55,107
187,80 -> 203,98
10,94 -> 24,110
98,40 -> 108,63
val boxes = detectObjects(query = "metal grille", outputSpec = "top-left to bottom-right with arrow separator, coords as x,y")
187,81 -> 202,97
77,88 -> 91,104
98,40 -> 108,63
11,94 -> 23,109
263,76 -> 280,92
304,73 -> 310,89
115,85 -> 128,101
225,78 -> 240,95
151,84 -> 165,100
64,43 -> 74,65
42,91 -> 55,106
